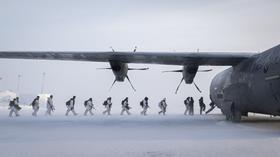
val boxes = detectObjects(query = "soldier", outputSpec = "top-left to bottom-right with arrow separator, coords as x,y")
84,98 -> 95,116
189,97 -> 194,115
45,95 -> 55,116
140,97 -> 149,115
31,96 -> 40,116
158,98 -> 167,115
121,97 -> 131,115
65,96 -> 78,116
206,100 -> 216,114
8,98 -> 15,117
184,97 -> 190,115
8,97 -> 21,117
199,97 -> 206,115
102,97 -> 112,115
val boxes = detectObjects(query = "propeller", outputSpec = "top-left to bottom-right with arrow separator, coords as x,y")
133,46 -> 137,52
108,76 -> 136,92
128,68 -> 149,70
163,68 -> 212,94
174,77 -> 202,94
193,82 -> 202,93
198,69 -> 213,72
163,69 -> 212,73
174,78 -> 202,94
162,70 -> 183,73
110,46 -> 115,52
175,77 -> 184,94
109,79 -> 117,91
96,68 -> 112,70
104,46 -> 146,92
126,75 -> 136,91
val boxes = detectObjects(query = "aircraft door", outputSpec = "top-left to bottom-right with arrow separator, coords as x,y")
267,77 -> 280,104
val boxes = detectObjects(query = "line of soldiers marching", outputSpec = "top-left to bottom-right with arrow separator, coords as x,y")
8,95 -> 216,117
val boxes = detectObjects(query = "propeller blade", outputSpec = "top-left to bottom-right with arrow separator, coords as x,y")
128,68 -> 149,70
175,77 -> 184,94
96,68 -> 112,70
162,70 -> 183,73
109,46 -> 115,52
109,79 -> 117,91
126,75 -> 136,91
133,46 -> 137,52
193,82 -> 202,93
198,69 -> 213,72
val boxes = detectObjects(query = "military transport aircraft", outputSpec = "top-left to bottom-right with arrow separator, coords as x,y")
0,44 -> 279,121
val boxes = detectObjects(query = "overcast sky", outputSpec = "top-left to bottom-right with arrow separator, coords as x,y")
0,0 -> 279,114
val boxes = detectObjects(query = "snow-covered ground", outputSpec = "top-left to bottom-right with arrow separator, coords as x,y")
0,110 -> 280,157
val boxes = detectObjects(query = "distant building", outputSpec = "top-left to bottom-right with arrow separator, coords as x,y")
0,90 -> 17,106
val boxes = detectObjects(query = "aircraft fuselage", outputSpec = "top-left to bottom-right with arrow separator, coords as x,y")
210,47 -> 280,119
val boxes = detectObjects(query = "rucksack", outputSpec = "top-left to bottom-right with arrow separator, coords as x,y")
66,100 -> 71,106
103,100 -> 107,106
158,102 -> 162,108
9,101 -> 14,107
31,99 -> 36,107
140,101 -> 144,108
84,100 -> 88,107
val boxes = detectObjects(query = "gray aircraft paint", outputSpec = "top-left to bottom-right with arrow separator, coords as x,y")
0,44 -> 279,121
210,45 -> 280,120
0,0 -> 279,117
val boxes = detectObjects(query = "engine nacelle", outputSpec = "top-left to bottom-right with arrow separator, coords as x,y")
109,61 -> 128,82
183,65 -> 199,84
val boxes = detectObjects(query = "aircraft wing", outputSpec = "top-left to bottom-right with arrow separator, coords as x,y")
0,51 -> 255,66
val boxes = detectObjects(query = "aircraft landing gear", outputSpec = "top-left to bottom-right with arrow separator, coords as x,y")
230,103 -> 242,122
223,101 -> 242,122
231,109 -> 242,122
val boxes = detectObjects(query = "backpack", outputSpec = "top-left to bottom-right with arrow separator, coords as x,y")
140,101 -> 144,108
31,99 -> 36,107
9,101 -> 14,107
103,100 -> 107,106
66,100 -> 71,106
158,102 -> 162,108
121,100 -> 124,105
84,100 -> 88,107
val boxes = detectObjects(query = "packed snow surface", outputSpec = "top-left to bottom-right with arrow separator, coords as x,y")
0,113 -> 280,157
